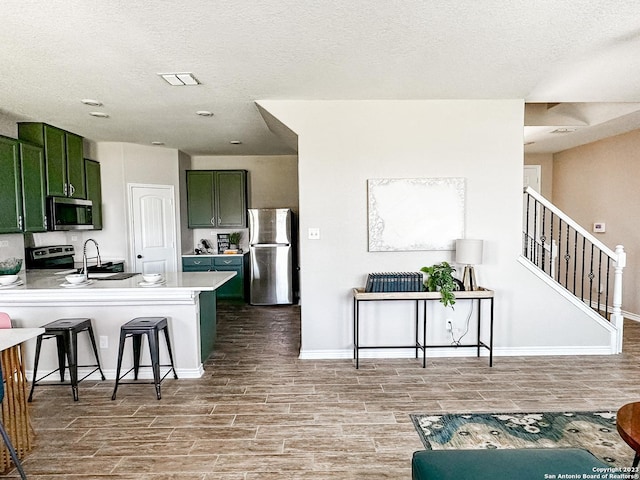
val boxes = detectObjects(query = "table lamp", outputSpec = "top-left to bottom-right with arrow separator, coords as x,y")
456,239 -> 483,291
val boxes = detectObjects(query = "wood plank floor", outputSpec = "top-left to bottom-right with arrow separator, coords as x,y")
12,303 -> 640,479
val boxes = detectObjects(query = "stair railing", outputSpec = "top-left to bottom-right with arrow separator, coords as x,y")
523,187 -> 626,351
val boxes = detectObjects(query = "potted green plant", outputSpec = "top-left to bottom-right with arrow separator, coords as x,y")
420,261 -> 457,308
229,231 -> 242,250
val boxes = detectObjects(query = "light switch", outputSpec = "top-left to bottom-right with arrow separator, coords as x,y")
593,222 -> 606,233
308,228 -> 320,240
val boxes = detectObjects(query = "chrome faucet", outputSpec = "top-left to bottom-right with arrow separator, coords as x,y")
82,238 -> 102,275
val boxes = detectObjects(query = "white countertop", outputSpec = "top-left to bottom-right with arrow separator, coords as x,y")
0,328 -> 44,351
0,270 -> 236,305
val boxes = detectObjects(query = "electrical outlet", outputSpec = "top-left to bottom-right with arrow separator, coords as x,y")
446,320 -> 453,331
99,336 -> 108,349
308,228 -> 321,240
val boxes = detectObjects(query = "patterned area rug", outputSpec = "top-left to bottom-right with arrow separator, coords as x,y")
410,411 -> 635,467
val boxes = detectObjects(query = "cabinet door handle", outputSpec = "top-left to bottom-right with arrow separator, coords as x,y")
18,215 -> 23,231
194,260 -> 202,265
43,215 -> 47,229
210,217 -> 215,226
63,183 -> 68,196
69,183 -> 75,196
223,260 -> 232,264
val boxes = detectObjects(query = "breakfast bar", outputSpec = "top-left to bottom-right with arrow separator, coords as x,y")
0,270 -> 235,379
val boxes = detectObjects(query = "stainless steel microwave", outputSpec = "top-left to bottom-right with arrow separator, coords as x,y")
47,197 -> 94,230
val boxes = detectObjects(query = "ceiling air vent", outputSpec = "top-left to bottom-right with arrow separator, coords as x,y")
550,127 -> 577,134
158,73 -> 200,86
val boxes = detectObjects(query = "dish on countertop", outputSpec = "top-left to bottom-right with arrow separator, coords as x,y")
60,279 -> 95,288
138,279 -> 166,287
0,279 -> 24,289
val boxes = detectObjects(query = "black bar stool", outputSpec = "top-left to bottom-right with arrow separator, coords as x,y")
111,317 -> 177,400
28,318 -> 105,402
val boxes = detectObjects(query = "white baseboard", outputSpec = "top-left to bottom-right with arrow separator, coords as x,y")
299,344 -> 615,360
26,366 -> 205,382
624,310 -> 640,322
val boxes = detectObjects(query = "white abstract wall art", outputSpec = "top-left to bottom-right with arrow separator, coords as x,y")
367,177 -> 465,251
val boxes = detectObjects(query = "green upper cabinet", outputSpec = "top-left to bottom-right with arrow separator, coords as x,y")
65,133 -> 85,198
19,142 -> 47,233
216,171 -> 247,228
84,159 -> 102,230
0,136 -> 46,234
187,170 -> 247,228
187,171 -> 216,227
18,122 -> 85,199
0,137 -> 22,234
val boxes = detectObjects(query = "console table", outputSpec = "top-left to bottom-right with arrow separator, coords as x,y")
352,287 -> 494,369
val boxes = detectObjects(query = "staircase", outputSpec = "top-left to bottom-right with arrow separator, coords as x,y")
522,187 -> 626,353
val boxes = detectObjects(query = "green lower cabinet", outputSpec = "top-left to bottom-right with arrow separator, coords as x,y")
182,255 -> 247,301
199,290 -> 217,363
213,256 -> 246,300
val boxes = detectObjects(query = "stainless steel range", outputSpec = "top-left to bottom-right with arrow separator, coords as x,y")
25,245 -> 75,270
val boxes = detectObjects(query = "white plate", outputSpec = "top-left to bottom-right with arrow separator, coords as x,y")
0,279 -> 23,290
60,279 -> 95,288
138,279 -> 166,287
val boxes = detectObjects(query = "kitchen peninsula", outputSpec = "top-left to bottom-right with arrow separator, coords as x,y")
0,270 -> 235,379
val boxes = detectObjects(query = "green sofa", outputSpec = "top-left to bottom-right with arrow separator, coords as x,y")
412,448 -> 612,480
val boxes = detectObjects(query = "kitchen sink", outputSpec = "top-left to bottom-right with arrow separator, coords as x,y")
87,272 -> 140,280
87,272 -> 119,279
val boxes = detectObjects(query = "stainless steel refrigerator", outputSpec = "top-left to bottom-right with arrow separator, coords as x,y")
249,208 -> 294,305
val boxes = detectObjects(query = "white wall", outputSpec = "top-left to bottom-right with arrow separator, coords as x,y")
258,99 -> 612,358
553,129 -> 640,317
188,154 -> 299,253
190,155 -> 299,214
88,142 -> 183,269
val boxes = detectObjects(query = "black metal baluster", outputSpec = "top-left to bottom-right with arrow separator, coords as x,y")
564,221 -> 570,289
605,257 -> 611,320
580,236 -> 586,302
549,212 -> 555,276
597,251 -> 603,315
588,243 -> 595,310
540,206 -> 547,274
556,218 -> 562,283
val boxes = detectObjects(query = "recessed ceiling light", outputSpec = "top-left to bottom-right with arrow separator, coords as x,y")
81,99 -> 103,106
89,112 -> 109,118
196,110 -> 214,117
151,141 -> 165,146
229,140 -> 242,145
158,72 -> 200,86
550,127 -> 577,134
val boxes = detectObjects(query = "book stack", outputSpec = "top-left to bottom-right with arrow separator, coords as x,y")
364,272 -> 424,292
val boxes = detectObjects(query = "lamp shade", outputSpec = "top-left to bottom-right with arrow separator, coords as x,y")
455,239 -> 483,265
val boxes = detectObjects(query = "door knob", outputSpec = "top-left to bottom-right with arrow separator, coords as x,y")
137,254 -> 143,259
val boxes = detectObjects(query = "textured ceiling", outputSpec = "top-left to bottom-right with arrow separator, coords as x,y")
1,0 -> 640,155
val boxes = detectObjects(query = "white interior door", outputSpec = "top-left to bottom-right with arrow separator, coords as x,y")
524,165 -> 541,192
129,184 -> 177,274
